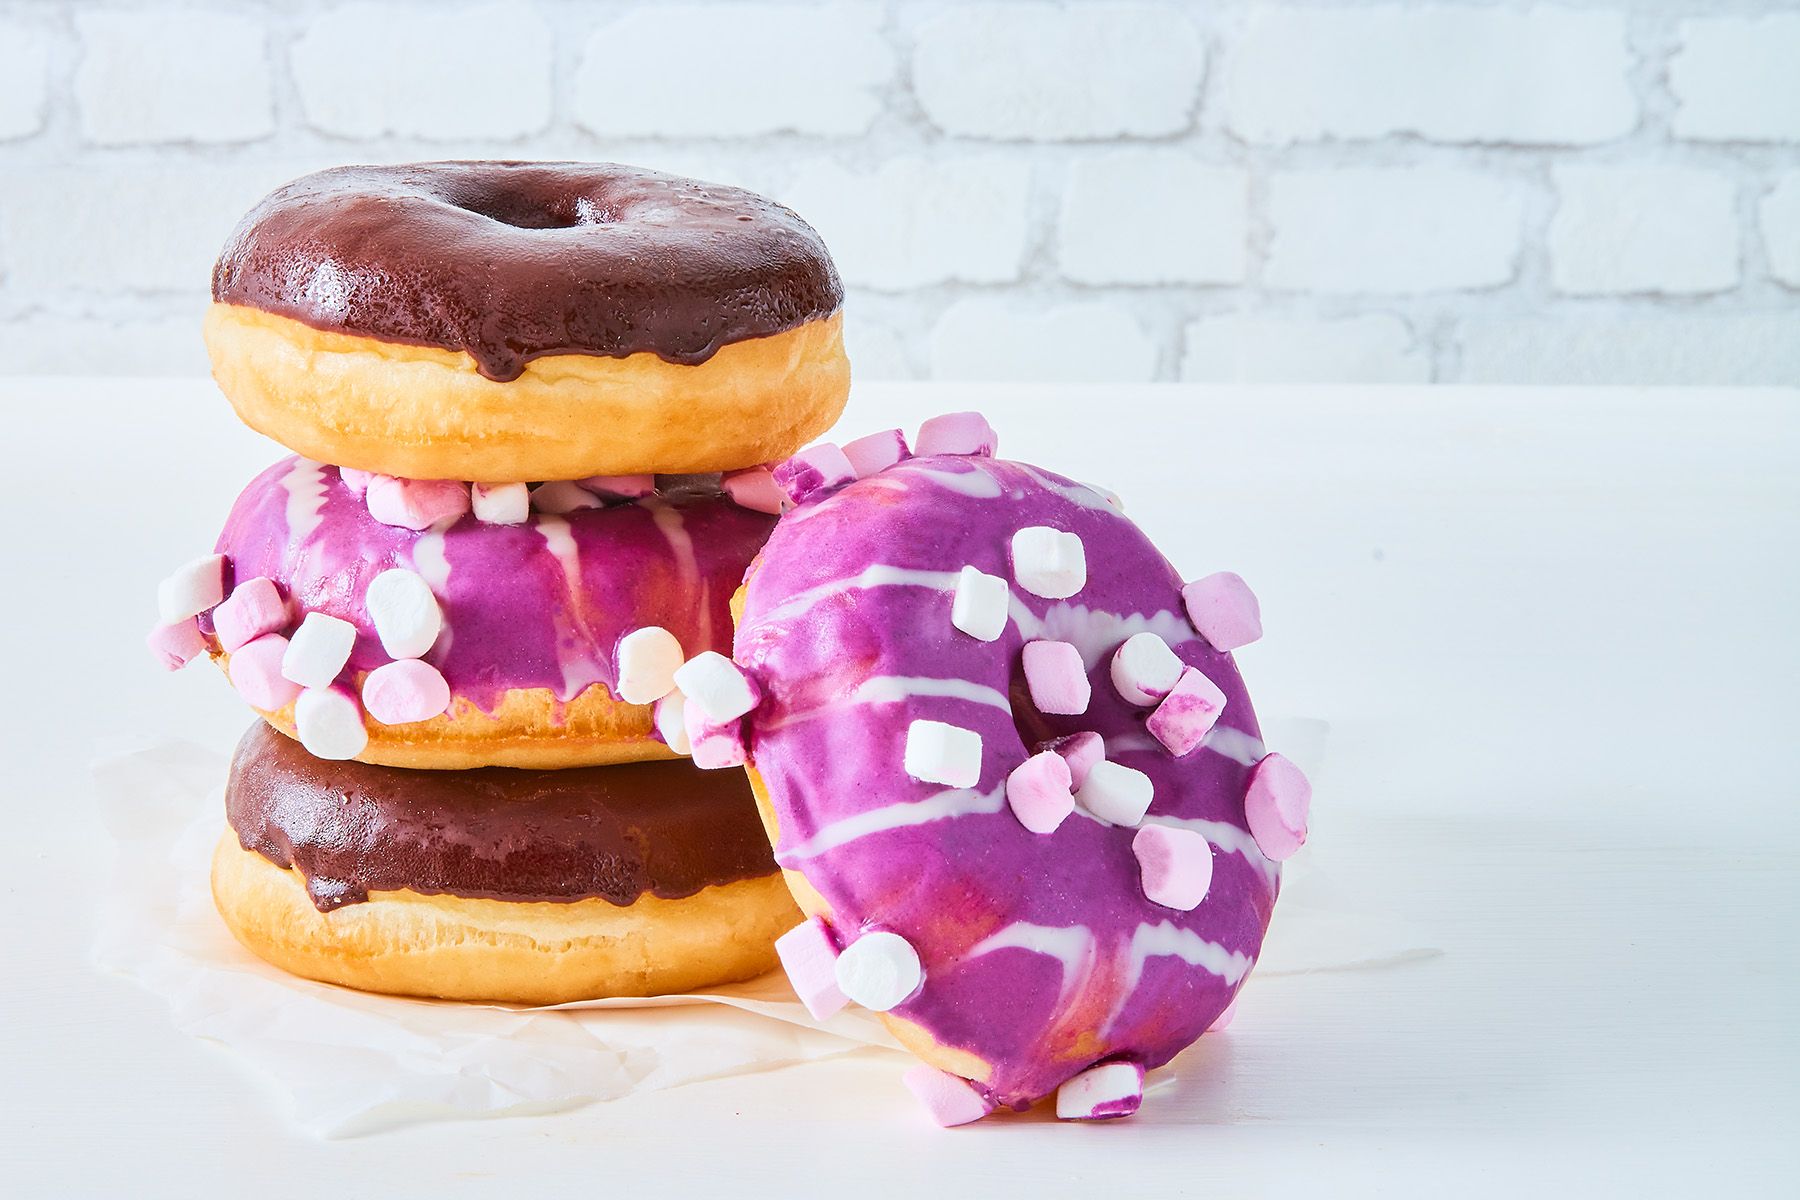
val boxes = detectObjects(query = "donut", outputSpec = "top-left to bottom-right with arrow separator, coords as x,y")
180,456 -> 774,769
213,722 -> 799,1004
205,162 -> 848,483
685,415 -> 1311,1123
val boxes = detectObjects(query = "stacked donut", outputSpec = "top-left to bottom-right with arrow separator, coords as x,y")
147,162 -> 849,1004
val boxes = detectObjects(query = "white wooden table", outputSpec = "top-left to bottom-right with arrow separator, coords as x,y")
4,381 -> 1796,1197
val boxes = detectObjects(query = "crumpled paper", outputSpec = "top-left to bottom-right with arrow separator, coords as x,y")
92,720 -> 1429,1138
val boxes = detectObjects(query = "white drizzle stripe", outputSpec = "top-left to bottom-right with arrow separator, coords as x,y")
1011,462 -> 1117,514
649,501 -> 705,648
755,565 -> 964,628
778,784 -> 1007,862
536,516 -> 604,701
1107,726 -> 1267,768
762,675 -> 1013,732
967,922 -> 1097,1005
282,459 -> 328,544
904,465 -> 1005,498
1125,921 -> 1254,992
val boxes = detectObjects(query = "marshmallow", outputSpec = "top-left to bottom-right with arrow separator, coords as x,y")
529,479 -> 603,514
903,1066 -> 993,1128
1183,571 -> 1262,651
1010,526 -> 1086,599
1146,667 -> 1227,756
1086,482 -> 1122,511
833,930 -> 922,1012
1132,825 -> 1214,911
361,659 -> 452,725
720,467 -> 787,515
842,428 -> 911,477
366,476 -> 470,530
281,611 -> 357,689
156,553 -> 226,624
146,618 -> 207,671
903,719 -> 982,788
470,481 -> 530,525
1006,751 -> 1075,835
581,474 -> 656,499
654,691 -> 692,755
1021,639 -> 1090,715
914,411 -> 998,458
1039,731 -> 1105,790
228,634 -> 301,711
614,626 -> 684,705
774,918 -> 847,1021
1208,996 -> 1240,1032
950,565 -> 1009,642
1110,631 -> 1184,706
1074,760 -> 1154,826
364,569 -> 442,659
293,687 -> 369,761
339,467 -> 373,496
773,443 -> 857,505
672,651 -> 761,722
212,576 -> 290,652
1244,752 -> 1310,861
684,701 -> 748,769
1055,1061 -> 1145,1121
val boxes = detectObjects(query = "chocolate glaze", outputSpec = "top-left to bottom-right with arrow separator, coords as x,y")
212,162 -> 844,381
226,722 -> 777,912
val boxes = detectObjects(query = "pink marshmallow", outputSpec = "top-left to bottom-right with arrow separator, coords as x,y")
228,634 -> 302,712
914,411 -> 998,458
1146,667 -> 1228,757
1006,750 -> 1076,835
1208,995 -> 1240,1032
361,659 -> 453,725
720,467 -> 787,514
339,467 -> 373,496
903,1066 -> 994,1128
580,474 -> 656,499
1183,571 -> 1262,651
1038,731 -> 1104,791
773,443 -> 857,505
684,701 -> 748,769
1055,1061 -> 1145,1121
366,476 -> 470,530
211,576 -> 290,652
774,917 -> 847,1020
146,618 -> 207,671
1132,825 -> 1214,911
841,428 -> 911,478
1021,639 -> 1090,715
1244,752 -> 1310,861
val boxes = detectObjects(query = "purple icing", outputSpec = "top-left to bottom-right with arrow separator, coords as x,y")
734,455 -> 1279,1110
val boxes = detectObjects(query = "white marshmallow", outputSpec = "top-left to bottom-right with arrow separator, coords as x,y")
950,565 -> 1009,642
1055,1061 -> 1145,1121
156,553 -> 226,623
364,570 -> 442,660
529,480 -> 603,514
293,688 -> 369,761
1074,760 -> 1155,826
833,930 -> 923,1012
470,481 -> 530,525
903,719 -> 983,788
671,651 -> 760,721
615,626 -> 684,705
1010,527 -> 1086,599
281,611 -> 357,689
1110,632 -> 1184,706
654,691 -> 692,755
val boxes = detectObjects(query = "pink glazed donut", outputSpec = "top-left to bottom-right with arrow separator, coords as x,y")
694,415 -> 1311,1124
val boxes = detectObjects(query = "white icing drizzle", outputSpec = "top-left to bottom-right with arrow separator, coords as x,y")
1010,462 -> 1118,514
536,516 -> 605,701
649,500 -> 705,647
755,565 -> 965,628
902,465 -> 1005,499
762,674 -> 1013,732
1198,724 -> 1265,767
410,523 -> 455,657
1022,603 -> 1198,668
779,784 -> 1007,861
967,922 -> 1097,1004
281,459 -> 328,545
1124,921 -> 1254,992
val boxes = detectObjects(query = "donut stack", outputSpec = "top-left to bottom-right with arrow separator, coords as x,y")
147,163 -> 850,1004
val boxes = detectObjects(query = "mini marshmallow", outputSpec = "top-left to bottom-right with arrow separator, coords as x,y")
281,611 -> 357,689
146,618 -> 207,671
950,565 -> 1009,642
529,479 -> 603,514
914,411 -> 998,458
683,701 -> 748,769
228,634 -> 301,711
1244,752 -> 1311,861
364,569 -> 442,659
615,626 -> 684,705
1208,996 -> 1240,1032
773,443 -> 857,505
1022,639 -> 1090,715
470,481 -> 530,525
1110,631 -> 1184,706
903,1066 -> 994,1128
1006,751 -> 1075,835
774,918 -> 847,1021
212,576 -> 289,652
654,691 -> 692,755
1074,760 -> 1154,826
1010,526 -> 1086,599
842,428 -> 911,477
833,930 -> 922,1012
581,474 -> 656,499
1055,1061 -> 1145,1121
1183,571 -> 1262,651
1086,482 -> 1123,511
1132,825 -> 1214,911
720,467 -> 786,515
672,651 -> 761,722
366,476 -> 470,530
293,687 -> 369,761
903,719 -> 982,788
339,467 -> 373,496
1039,731 -> 1105,790
1146,667 -> 1228,756
156,554 -> 226,624
361,659 -> 452,725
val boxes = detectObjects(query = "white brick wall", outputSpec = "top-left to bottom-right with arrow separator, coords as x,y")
0,0 -> 1795,386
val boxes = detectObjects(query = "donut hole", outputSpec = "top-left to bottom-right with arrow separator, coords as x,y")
446,184 -> 611,230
